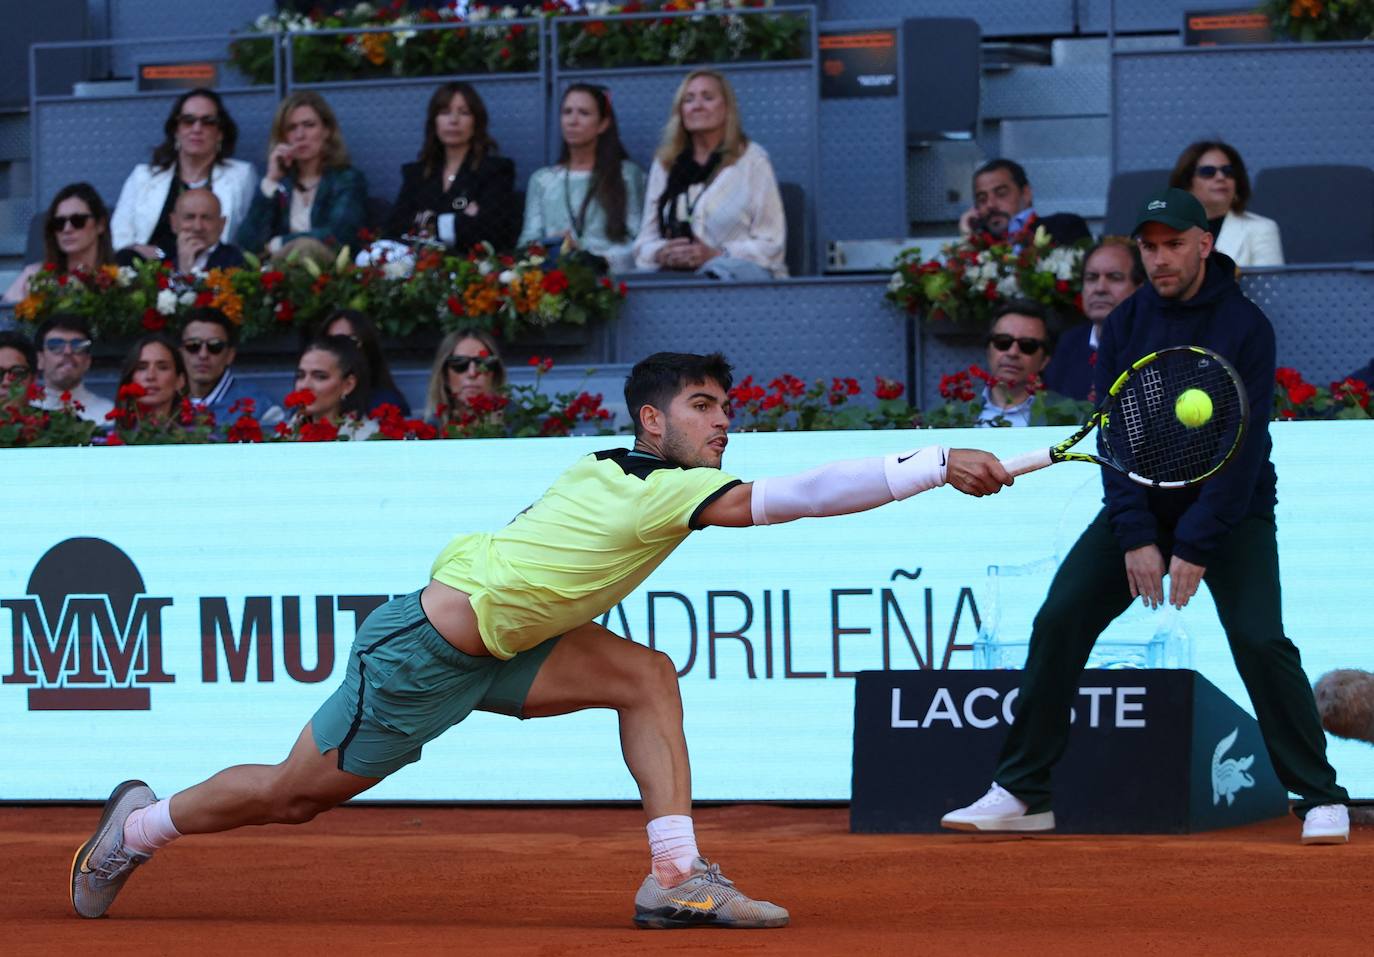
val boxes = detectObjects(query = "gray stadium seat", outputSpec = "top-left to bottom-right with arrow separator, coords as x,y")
25,211 -> 44,264
1250,165 -> 1374,263
779,180 -> 808,276
1104,169 -> 1170,238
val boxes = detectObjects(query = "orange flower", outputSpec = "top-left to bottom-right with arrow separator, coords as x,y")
463,280 -> 501,316
15,293 -> 47,321
204,269 -> 245,324
360,32 -> 387,66
1291,0 -> 1323,16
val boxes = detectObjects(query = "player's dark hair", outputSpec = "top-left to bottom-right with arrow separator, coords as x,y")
992,298 -> 1057,353
181,306 -> 238,346
301,335 -> 371,417
625,351 -> 734,438
974,158 -> 1029,190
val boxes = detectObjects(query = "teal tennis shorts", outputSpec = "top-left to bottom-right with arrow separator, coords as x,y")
311,589 -> 562,777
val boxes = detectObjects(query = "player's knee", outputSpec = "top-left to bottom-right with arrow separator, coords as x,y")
644,649 -> 681,696
273,792 -> 334,825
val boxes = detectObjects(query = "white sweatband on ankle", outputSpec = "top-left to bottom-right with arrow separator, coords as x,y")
883,445 -> 949,500
749,447 -> 947,526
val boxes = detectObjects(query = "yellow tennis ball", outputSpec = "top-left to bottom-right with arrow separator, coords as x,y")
1175,388 -> 1213,428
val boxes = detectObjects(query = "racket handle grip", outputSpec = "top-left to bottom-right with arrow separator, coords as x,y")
1001,448 -> 1054,478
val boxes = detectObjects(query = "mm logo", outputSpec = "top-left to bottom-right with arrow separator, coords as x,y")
3,538 -> 174,710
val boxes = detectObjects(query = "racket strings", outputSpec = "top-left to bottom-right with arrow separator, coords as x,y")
1102,352 -> 1245,483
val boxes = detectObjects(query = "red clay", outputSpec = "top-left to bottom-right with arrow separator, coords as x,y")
4,805 -> 1368,956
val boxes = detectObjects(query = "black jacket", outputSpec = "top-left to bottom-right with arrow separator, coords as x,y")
384,156 -> 518,253
1094,250 -> 1277,565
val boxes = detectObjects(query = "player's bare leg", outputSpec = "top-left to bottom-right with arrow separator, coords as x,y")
520,621 -> 788,929
70,724 -> 378,918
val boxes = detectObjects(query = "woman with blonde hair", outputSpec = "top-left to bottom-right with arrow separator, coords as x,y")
633,69 -> 785,279
424,329 -> 506,424
236,91 -> 368,261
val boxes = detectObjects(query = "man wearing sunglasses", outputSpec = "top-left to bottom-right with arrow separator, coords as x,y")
180,307 -> 282,427
32,314 -> 113,424
977,300 -> 1054,427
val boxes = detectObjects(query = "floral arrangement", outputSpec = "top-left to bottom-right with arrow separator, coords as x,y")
0,384 -> 98,447
13,244 -> 625,345
228,0 -> 805,84
886,225 -> 1086,332
922,364 -> 1093,429
434,356 -> 616,438
1273,368 -> 1372,420
1263,0 -> 1374,42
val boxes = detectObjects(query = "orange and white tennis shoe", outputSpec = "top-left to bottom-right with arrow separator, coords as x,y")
633,857 -> 788,929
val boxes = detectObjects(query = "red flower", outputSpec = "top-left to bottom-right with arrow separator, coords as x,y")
298,420 -> 340,443
117,382 -> 148,403
1055,279 -> 1070,294
142,308 -> 166,331
260,270 -> 286,291
617,281 -> 628,296
542,357 -> 554,372
275,300 -> 295,323
284,389 -> 316,409
156,272 -> 170,290
228,397 -> 257,416
875,376 -> 904,401
43,262 -> 58,273
227,414 -> 263,443
508,23 -> 525,38
194,291 -> 214,307
528,356 -> 542,367
760,393 -> 784,411
499,46 -> 512,60
598,276 -> 613,289
541,269 -> 569,295
57,274 -> 69,287
102,433 -> 126,446
447,295 -> 465,316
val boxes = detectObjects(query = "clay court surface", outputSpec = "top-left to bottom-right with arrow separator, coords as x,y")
3,804 -> 1367,955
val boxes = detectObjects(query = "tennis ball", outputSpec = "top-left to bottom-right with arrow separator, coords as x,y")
1175,388 -> 1213,428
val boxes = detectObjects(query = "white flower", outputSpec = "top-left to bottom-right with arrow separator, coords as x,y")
527,254 -> 545,267
353,3 -> 377,18
116,266 -> 137,288
996,275 -> 1021,298
498,5 -> 519,19
498,269 -> 517,284
395,29 -> 417,46
383,258 -> 413,280
888,272 -> 904,292
469,6 -> 490,21
587,2 -> 614,15
478,261 -> 494,276
156,289 -> 179,315
178,290 -> 197,306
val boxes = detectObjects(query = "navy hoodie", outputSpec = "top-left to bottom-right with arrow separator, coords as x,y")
1093,250 -> 1277,565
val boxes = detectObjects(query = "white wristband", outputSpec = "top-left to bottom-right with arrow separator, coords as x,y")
883,446 -> 948,500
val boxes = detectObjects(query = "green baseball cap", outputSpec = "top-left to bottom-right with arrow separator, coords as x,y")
1133,187 -> 1209,235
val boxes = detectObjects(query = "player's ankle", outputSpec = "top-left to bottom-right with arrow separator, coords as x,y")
123,797 -> 182,856
647,813 -> 698,887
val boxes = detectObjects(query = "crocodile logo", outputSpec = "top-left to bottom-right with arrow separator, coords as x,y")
1211,727 -> 1256,807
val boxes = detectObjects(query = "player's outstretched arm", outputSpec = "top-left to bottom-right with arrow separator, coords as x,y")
698,447 -> 1011,528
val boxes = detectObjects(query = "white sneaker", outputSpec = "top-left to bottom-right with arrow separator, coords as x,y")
941,783 -> 1056,832
1301,804 -> 1349,845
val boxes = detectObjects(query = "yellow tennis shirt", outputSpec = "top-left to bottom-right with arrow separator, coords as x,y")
430,448 -> 742,659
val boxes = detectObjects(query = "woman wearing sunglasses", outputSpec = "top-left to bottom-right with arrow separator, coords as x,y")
1168,140 -> 1283,267
424,330 -> 506,427
109,89 -> 256,263
2,182 -> 117,305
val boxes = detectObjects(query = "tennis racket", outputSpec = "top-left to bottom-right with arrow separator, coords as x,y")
1000,345 -> 1249,488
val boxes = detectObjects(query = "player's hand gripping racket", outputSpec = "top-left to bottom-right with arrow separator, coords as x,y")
1000,345 -> 1249,488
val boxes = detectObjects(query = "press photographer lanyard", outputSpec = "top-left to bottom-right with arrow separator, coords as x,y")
562,167 -> 598,240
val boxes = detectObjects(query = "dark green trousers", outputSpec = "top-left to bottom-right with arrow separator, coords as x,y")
995,509 -> 1347,815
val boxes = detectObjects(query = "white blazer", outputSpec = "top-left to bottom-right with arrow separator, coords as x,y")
1216,209 -> 1284,267
634,141 -> 787,277
110,158 -> 257,250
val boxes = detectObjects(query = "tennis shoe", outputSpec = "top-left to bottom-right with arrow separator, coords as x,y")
633,857 -> 789,929
70,779 -> 156,918
941,782 -> 1056,832
1301,804 -> 1349,845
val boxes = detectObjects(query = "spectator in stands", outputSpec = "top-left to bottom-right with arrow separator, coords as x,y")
180,307 -> 281,425
163,189 -> 246,273
519,83 -> 646,274
385,82 -> 519,253
958,159 -> 1090,247
978,300 -> 1054,427
423,329 -> 506,424
1041,238 -> 1144,402
237,92 -> 368,263
0,330 -> 37,410
110,89 -> 256,261
3,183 -> 116,304
115,334 -> 188,424
289,335 -> 375,438
1169,140 -> 1283,267
634,69 -> 786,279
316,309 -> 411,415
31,313 -> 112,423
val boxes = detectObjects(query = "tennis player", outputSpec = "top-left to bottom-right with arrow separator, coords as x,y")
72,351 -> 1012,927
941,188 -> 1351,842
